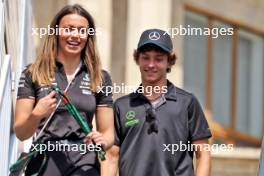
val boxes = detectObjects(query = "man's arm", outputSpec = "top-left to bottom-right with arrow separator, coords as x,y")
101,145 -> 120,176
193,139 -> 211,176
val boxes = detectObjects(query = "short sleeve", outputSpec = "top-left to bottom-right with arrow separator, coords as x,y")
188,95 -> 212,141
96,70 -> 113,107
17,67 -> 35,100
113,102 -> 122,146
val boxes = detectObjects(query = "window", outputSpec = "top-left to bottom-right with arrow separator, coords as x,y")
183,5 -> 264,146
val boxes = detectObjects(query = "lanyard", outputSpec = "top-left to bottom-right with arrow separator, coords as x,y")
50,85 -> 105,161
35,61 -> 105,160
35,61 -> 82,141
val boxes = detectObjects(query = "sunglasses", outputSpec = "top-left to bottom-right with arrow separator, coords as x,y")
146,107 -> 158,134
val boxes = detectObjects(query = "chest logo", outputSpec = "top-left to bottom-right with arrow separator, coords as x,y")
83,73 -> 90,81
125,111 -> 139,127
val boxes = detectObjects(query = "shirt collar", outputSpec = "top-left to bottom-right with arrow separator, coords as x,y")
55,59 -> 87,72
131,80 -> 177,101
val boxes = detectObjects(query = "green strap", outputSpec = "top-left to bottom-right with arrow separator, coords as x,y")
10,84 -> 106,175
34,152 -> 48,175
9,151 -> 36,172
10,145 -> 48,176
50,85 -> 106,161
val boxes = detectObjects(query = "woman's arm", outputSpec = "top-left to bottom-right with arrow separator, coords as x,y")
14,91 -> 57,141
87,106 -> 114,150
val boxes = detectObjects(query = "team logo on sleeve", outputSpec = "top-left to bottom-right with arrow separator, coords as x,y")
125,111 -> 139,127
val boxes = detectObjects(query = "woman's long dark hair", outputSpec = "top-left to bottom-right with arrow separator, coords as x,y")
29,4 -> 102,92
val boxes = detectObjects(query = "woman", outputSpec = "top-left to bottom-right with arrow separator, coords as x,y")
14,4 -> 114,175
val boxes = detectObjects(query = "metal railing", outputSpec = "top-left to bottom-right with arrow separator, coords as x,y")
0,1 -> 5,76
0,0 -> 35,174
0,55 -> 14,175
0,1 -> 17,174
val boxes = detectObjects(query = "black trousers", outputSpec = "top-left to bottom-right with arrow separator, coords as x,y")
25,141 -> 100,176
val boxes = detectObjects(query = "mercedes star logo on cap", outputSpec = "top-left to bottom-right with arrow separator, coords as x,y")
148,31 -> 161,40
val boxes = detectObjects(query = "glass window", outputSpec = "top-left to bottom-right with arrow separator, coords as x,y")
183,11 -> 264,144
183,12 -> 208,106
212,22 -> 232,128
236,31 -> 264,138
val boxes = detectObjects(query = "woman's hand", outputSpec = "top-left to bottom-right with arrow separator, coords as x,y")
32,90 -> 57,120
85,131 -> 109,150
14,90 -> 57,141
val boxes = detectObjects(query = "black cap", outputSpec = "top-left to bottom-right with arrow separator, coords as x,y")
137,29 -> 173,52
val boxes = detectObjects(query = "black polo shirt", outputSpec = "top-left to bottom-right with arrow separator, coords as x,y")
114,80 -> 212,176
17,61 -> 113,142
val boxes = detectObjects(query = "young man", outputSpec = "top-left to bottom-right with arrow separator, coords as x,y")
102,29 -> 212,176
